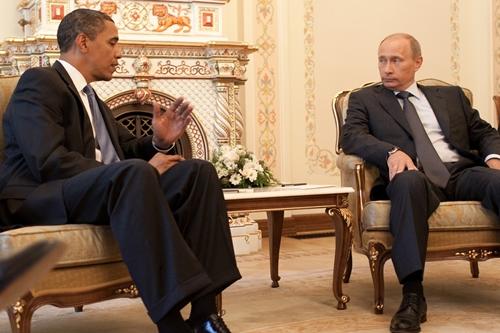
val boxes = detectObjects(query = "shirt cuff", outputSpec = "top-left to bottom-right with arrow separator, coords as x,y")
485,154 -> 500,162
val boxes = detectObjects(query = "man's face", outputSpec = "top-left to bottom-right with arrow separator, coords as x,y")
378,37 -> 422,91
84,20 -> 121,82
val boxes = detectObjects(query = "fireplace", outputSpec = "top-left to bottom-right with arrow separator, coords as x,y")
106,89 -> 208,159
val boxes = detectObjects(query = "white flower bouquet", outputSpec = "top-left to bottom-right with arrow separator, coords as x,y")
211,144 -> 276,188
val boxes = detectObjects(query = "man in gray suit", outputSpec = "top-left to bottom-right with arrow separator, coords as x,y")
342,33 -> 500,333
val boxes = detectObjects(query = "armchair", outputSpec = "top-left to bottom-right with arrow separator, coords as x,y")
333,78 -> 500,314
0,76 -> 138,333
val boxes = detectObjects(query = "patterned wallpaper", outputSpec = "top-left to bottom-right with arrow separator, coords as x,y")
255,0 -> 279,170
303,0 -> 336,176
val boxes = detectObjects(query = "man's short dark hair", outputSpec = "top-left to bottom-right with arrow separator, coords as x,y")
380,33 -> 422,59
57,9 -> 114,53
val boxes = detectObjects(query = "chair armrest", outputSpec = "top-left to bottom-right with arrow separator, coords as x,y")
337,152 -> 380,249
336,153 -> 364,170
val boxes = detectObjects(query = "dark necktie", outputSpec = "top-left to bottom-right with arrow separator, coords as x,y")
396,91 -> 450,188
83,85 -> 120,164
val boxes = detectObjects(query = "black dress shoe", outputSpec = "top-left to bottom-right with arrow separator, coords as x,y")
0,240 -> 65,309
390,293 -> 427,333
189,314 -> 231,333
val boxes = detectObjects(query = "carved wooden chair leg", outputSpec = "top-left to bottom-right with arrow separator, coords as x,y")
74,305 -> 84,312
368,243 -> 389,314
469,260 -> 479,278
343,249 -> 353,283
7,294 -> 35,333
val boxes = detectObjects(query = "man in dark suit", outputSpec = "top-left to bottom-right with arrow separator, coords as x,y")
342,33 -> 500,333
0,9 -> 240,333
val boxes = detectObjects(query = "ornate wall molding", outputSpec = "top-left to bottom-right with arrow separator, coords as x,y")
450,0 -> 460,85
303,0 -> 336,176
255,0 -> 278,169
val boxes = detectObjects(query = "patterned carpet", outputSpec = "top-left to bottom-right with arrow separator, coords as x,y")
1,236 -> 500,332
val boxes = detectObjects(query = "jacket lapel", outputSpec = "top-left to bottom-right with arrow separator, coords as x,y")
375,85 -> 413,136
53,62 -> 96,158
419,84 -> 451,138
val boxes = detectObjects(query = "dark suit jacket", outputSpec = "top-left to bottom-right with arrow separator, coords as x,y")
341,83 -> 500,187
0,62 -> 157,224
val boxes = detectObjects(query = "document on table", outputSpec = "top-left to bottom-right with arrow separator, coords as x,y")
222,184 -> 338,193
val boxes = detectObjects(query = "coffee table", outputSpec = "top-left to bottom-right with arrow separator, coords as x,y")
224,185 -> 354,310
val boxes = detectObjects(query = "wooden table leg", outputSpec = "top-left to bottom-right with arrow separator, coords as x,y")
267,210 -> 284,288
327,207 -> 352,310
215,293 -> 223,316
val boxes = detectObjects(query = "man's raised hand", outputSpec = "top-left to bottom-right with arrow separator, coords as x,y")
151,98 -> 193,149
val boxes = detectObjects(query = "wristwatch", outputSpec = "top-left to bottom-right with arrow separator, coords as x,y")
387,146 -> 400,159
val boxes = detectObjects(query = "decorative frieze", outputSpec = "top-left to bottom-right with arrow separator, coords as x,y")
17,0 -> 230,41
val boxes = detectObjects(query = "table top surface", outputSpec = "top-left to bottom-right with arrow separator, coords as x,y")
223,184 -> 353,200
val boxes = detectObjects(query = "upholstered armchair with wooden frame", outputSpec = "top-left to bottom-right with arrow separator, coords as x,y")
333,78 -> 500,314
0,76 -> 139,333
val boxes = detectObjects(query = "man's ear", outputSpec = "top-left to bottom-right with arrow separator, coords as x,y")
415,56 -> 423,71
74,33 -> 89,54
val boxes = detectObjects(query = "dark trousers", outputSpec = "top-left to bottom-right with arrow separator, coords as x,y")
12,159 -> 241,322
386,160 -> 500,283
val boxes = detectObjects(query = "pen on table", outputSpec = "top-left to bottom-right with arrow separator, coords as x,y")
280,182 -> 307,187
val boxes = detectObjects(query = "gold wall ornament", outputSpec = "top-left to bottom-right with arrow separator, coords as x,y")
115,284 -> 139,297
455,249 -> 494,260
12,299 -> 26,329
